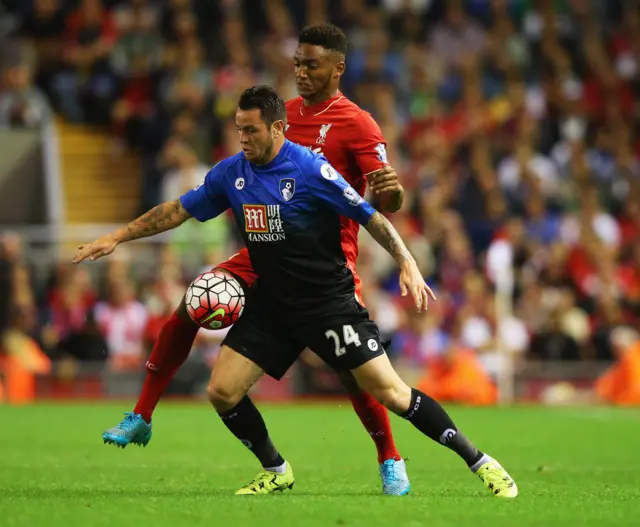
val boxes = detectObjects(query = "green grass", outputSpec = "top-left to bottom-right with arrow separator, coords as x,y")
1,403 -> 639,526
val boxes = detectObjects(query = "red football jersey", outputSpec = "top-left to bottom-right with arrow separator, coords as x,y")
284,92 -> 389,289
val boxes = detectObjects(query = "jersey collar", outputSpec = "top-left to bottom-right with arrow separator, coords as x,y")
299,92 -> 344,117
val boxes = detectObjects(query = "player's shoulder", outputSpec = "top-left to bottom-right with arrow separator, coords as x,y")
283,139 -> 321,165
283,140 -> 330,175
335,96 -> 367,118
209,152 -> 245,178
334,94 -> 362,112
334,96 -> 381,132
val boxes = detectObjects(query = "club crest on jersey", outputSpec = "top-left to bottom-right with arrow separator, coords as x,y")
243,204 -> 286,242
374,143 -> 388,164
279,178 -> 295,202
316,123 -> 332,144
235,177 -> 245,190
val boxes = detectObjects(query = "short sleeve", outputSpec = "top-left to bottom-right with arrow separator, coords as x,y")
350,111 -> 389,176
306,160 -> 376,225
180,162 -> 229,222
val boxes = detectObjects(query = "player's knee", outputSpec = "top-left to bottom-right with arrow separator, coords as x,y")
338,370 -> 362,396
207,380 -> 245,412
369,383 -> 412,415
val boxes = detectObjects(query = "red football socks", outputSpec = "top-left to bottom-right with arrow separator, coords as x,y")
134,311 -> 199,423
349,391 -> 402,463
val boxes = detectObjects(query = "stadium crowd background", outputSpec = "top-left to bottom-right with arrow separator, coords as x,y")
0,0 -> 638,401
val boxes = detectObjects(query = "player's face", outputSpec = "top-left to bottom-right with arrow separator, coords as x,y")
294,43 -> 344,101
236,108 -> 284,164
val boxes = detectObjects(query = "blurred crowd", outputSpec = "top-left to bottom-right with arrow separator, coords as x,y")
0,0 -> 639,384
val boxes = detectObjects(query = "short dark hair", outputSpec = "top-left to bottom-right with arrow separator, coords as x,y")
298,24 -> 348,56
238,85 -> 286,126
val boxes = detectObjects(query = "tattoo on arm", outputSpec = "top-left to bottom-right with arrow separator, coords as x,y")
116,199 -> 192,243
364,211 -> 414,265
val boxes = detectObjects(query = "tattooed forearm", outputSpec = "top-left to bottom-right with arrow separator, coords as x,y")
364,211 -> 414,266
115,200 -> 192,243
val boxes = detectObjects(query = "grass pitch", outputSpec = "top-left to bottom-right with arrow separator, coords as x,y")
1,403 -> 639,526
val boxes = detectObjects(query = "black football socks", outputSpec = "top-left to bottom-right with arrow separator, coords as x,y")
403,388 -> 484,467
218,396 -> 286,471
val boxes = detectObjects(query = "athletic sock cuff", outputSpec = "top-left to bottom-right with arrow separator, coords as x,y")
403,388 -> 422,420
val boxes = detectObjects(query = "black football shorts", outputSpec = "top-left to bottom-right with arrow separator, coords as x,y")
222,292 -> 385,380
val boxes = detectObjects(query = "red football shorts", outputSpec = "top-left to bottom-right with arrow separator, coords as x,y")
216,248 -> 258,289
216,248 -> 364,304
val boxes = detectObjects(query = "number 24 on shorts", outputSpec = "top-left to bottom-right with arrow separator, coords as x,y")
325,325 -> 361,357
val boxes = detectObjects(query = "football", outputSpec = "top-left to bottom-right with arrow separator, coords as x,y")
185,270 -> 245,330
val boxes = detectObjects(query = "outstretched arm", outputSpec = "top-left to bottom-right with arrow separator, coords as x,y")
365,211 -> 436,311
72,199 -> 191,263
118,199 -> 191,242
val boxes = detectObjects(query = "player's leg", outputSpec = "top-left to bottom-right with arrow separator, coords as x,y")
102,249 -> 256,447
102,297 -> 197,447
339,370 -> 401,462
211,299 -> 301,495
134,298 -> 197,421
336,276 -> 406,493
207,345 -> 291,486
310,318 -> 517,497
351,352 -> 518,498
338,370 -> 408,495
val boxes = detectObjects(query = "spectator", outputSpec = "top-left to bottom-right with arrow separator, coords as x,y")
52,0 -> 118,124
430,0 -> 487,70
0,235 -> 50,404
0,40 -> 52,128
94,279 -> 148,371
17,0 -> 66,100
44,267 -> 96,358
595,327 -> 640,405
530,305 -> 582,362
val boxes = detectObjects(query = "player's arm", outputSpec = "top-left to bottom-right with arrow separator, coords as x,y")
73,163 -> 229,264
72,199 -> 192,263
308,163 -> 434,311
363,211 -> 435,308
115,200 -> 191,242
350,112 -> 404,213
369,166 -> 404,213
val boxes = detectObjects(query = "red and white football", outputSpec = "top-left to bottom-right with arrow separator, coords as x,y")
185,270 -> 245,330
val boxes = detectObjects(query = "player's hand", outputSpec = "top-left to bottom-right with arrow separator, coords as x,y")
399,260 -> 436,312
369,166 -> 402,195
72,234 -> 119,264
